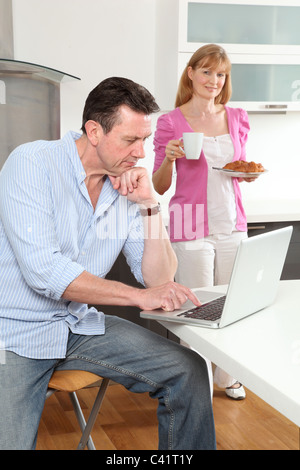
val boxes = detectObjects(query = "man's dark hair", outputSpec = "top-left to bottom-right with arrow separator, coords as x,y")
81,77 -> 160,134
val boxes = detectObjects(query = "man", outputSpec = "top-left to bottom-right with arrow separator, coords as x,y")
0,77 -> 216,450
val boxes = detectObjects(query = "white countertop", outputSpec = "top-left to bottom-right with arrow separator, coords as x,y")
161,199 -> 300,226
244,199 -> 300,223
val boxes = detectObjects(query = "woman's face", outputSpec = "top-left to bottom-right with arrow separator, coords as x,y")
187,63 -> 227,101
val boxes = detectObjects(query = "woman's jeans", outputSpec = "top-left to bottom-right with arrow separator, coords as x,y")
0,315 -> 216,450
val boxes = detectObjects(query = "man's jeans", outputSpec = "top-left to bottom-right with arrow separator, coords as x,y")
0,315 -> 216,450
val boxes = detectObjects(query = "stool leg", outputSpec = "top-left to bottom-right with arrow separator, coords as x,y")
69,392 -> 96,450
69,378 -> 110,450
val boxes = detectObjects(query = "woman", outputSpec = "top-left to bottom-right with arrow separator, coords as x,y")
153,44 -> 256,400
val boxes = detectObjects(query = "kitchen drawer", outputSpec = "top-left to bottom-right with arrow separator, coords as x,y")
247,221 -> 300,280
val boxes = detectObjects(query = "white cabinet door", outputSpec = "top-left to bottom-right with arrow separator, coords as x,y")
178,0 -> 300,111
179,0 -> 300,57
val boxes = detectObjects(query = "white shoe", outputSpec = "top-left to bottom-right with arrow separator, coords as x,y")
225,382 -> 246,400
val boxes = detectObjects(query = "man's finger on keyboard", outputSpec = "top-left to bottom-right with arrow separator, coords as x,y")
178,285 -> 201,307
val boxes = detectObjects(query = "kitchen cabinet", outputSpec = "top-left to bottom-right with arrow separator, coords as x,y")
180,0 -> 300,56
177,0 -> 300,112
248,221 -> 300,280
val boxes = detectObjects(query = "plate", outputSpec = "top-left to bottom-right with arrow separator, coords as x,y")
212,167 -> 268,178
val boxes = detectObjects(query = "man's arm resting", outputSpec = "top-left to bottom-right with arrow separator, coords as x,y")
62,270 -> 200,312
109,168 -> 177,287
62,271 -> 137,306
139,203 -> 178,287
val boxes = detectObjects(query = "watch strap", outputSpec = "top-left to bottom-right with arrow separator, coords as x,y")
139,202 -> 161,217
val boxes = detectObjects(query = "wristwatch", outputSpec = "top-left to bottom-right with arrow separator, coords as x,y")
139,202 -> 161,217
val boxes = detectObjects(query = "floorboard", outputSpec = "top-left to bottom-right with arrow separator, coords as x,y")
36,384 -> 299,450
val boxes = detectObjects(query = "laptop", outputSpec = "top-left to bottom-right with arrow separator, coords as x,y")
141,226 -> 293,329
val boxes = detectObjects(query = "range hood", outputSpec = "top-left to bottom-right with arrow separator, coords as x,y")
0,0 -> 13,58
0,57 -> 80,83
0,0 -> 80,169
0,0 -> 80,81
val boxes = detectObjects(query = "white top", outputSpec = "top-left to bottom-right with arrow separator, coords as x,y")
203,134 -> 236,235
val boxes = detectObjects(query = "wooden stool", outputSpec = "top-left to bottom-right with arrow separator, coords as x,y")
46,370 -> 110,450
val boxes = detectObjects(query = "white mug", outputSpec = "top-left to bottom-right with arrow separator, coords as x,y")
183,132 -> 204,160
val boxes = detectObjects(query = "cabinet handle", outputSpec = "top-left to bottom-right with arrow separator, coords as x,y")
248,226 -> 266,230
264,104 -> 287,109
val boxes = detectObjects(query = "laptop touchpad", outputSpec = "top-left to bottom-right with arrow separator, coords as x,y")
182,290 -> 222,310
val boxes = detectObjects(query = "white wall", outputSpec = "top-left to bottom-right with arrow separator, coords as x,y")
11,0 -> 300,212
12,0 -> 156,134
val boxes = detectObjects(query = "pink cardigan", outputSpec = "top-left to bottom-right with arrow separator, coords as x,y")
153,106 -> 250,242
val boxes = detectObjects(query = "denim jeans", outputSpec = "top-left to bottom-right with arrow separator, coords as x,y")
0,315 -> 216,450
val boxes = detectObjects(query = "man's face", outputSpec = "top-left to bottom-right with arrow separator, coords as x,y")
96,105 -> 152,176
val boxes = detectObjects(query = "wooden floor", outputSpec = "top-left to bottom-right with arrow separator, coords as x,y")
36,383 -> 299,450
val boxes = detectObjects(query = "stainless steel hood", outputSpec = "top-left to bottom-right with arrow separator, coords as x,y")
0,0 -> 13,58
0,0 -> 80,169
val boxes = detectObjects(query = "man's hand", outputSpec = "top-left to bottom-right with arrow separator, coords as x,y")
136,281 -> 201,312
109,167 -> 156,205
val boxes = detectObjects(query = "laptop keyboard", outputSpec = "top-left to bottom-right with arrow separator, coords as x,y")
177,296 -> 226,322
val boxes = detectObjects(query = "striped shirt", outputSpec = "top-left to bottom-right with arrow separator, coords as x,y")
0,131 -> 145,359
